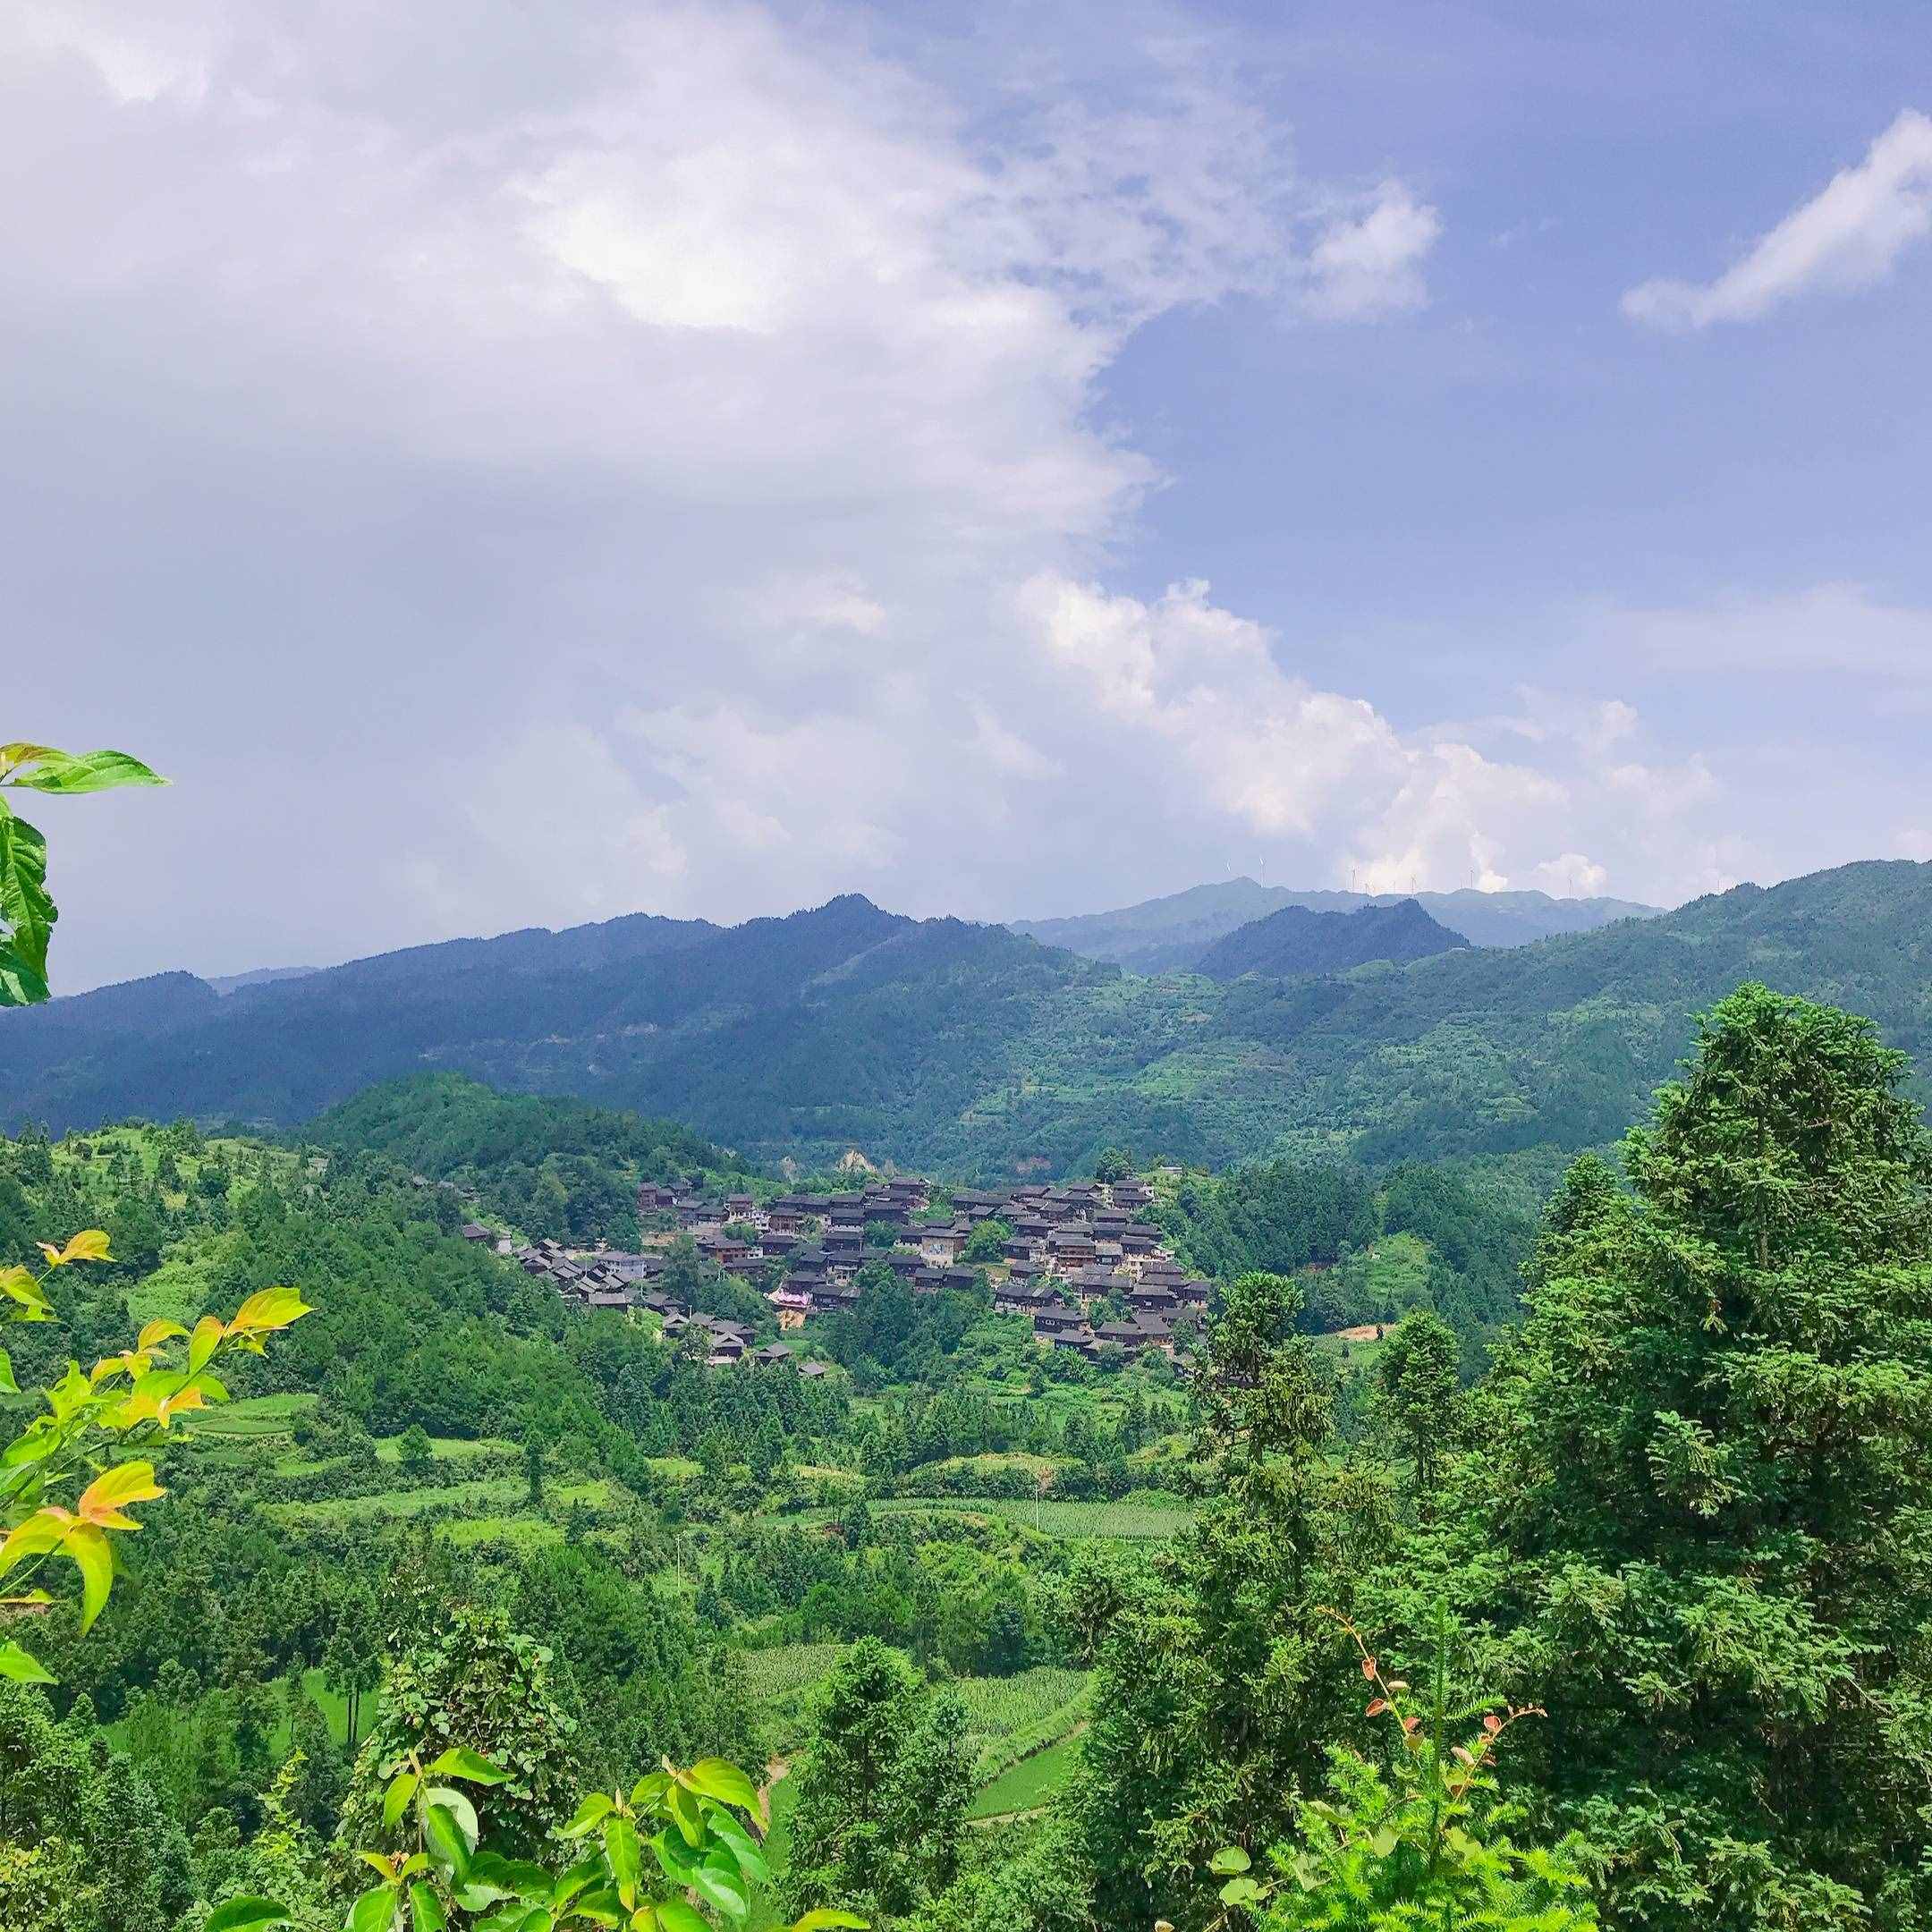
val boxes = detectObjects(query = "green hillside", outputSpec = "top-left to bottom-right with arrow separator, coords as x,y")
6,862 -> 1932,1179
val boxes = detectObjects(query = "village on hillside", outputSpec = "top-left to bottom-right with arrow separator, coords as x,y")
481,1173 -> 1210,1371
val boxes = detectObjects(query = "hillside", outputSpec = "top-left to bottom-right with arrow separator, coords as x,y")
7,860 -> 1932,1178
1010,877 -> 1658,970
1191,897 -> 1468,981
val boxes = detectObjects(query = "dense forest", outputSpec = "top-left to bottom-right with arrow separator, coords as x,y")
5,979 -> 1932,1930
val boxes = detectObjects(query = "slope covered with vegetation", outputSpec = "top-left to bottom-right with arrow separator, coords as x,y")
6,862 -> 1932,1182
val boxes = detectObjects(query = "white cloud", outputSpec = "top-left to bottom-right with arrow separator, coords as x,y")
1611,582 -> 1932,683
1305,181 -> 1443,319
1623,108 -> 1932,329
0,0 -> 1733,986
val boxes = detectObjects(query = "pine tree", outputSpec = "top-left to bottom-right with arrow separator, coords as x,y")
1482,985 -> 1932,1930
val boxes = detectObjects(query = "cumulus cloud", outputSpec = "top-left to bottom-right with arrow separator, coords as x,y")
1304,182 -> 1444,319
0,0 -> 1718,988
1623,108 -> 1932,329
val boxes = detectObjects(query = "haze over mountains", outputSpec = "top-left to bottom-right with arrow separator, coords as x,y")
4,861 -> 1928,1181
1009,877 -> 1660,973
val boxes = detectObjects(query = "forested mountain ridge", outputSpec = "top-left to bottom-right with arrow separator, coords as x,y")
1191,896 -> 1468,981
1010,876 -> 1658,970
7,860 -> 1932,1177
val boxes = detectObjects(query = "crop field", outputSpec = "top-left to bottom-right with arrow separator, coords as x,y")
374,1432 -> 513,1463
737,1643 -> 848,1705
187,1391 -> 320,1437
268,1476 -> 618,1527
967,1732 -> 1083,1819
954,1668 -> 1086,1756
785,1495 -> 1191,1540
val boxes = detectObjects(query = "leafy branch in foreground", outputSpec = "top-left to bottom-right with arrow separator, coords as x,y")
349,1744 -> 865,1932
0,1230 -> 310,1685
0,740 -> 165,1004
1209,1606 -> 1598,1930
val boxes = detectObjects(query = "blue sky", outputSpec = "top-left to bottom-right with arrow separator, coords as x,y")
5,0 -> 1930,987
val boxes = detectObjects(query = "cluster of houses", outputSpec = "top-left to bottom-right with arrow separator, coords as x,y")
498,1235 -> 826,1374
752,1176 -> 1210,1360
479,1172 -> 1211,1368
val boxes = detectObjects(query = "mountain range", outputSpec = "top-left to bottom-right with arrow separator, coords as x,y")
1192,898 -> 1469,982
1008,877 -> 1659,973
4,861 -> 1928,1179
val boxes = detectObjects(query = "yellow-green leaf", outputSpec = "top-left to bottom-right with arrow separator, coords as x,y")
409,1881 -> 447,1932
425,1746 -> 513,1785
561,1792 -> 616,1838
0,1639 -> 54,1684
65,1521 -> 114,1631
181,1313 -> 224,1374
0,1509 -> 67,1575
0,1346 -> 14,1394
682,1758 -> 759,1811
4,749 -> 167,795
77,1460 -> 164,1529
137,1318 -> 188,1351
54,1230 -> 112,1266
0,1267 -> 53,1320
226,1287 -> 312,1336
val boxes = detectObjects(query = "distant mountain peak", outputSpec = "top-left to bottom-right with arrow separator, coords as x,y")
1194,897 -> 1469,983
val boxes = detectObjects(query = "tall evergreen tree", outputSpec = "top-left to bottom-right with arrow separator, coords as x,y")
1481,985 -> 1932,1930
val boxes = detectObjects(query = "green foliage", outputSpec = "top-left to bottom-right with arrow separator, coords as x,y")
1468,984 -> 1932,1929
958,1220 -> 1010,1265
0,741 -> 164,1006
1373,1309 -> 1460,1497
345,1733 -> 841,1932
784,1638 -> 973,1925
1215,1612 -> 1597,1930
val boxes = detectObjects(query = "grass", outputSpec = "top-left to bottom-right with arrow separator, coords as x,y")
787,1496 -> 1191,1540
967,1731 -> 1081,1818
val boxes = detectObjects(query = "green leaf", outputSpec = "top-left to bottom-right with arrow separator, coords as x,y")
347,1886 -> 400,1932
465,1854 -> 552,1905
206,1902 -> 292,1932
702,1806 -> 769,1885
789,1913 -> 869,1931
665,1781 -> 703,1848
4,749 -> 167,794
690,1851 -> 749,1924
425,1786 -> 479,1850
0,1346 -> 13,1394
384,1771 -> 419,1832
604,1816 -> 642,1904
682,1758 -> 760,1811
409,1883 -> 447,1932
0,937 -> 49,1007
423,1801 -> 473,1881
654,1903 -> 710,1932
561,1791 -> 616,1837
551,1853 -> 608,1910
0,812 -> 52,981
0,1640 -> 55,1685
1209,1847 -> 1251,1875
426,1745 -> 513,1785
1218,1876 -> 1264,1907
651,1827 -> 702,1885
